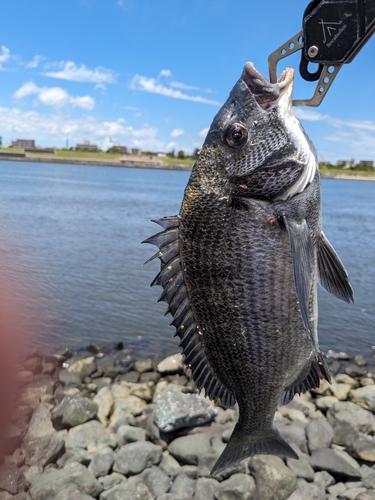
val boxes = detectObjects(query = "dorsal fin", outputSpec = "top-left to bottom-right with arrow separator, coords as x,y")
318,232 -> 354,303
142,217 -> 236,408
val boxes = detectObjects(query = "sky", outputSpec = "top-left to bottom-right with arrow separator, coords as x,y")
0,0 -> 374,162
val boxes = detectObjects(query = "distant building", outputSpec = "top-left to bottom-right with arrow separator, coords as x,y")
76,140 -> 98,152
130,148 -> 141,156
11,139 -> 35,148
109,144 -> 128,154
358,160 -> 374,168
337,159 -> 355,168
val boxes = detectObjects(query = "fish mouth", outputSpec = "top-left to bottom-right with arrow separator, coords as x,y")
241,62 -> 294,110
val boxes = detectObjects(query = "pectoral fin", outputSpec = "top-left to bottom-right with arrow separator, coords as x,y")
281,215 -> 315,345
318,232 -> 354,303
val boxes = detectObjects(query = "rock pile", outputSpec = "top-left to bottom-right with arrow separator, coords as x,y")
1,346 -> 375,500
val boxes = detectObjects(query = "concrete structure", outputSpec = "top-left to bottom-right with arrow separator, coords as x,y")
76,141 -> 99,152
11,139 -> 35,148
358,160 -> 374,168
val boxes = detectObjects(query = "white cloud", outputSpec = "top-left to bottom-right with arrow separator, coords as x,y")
26,55 -> 45,69
129,73 -> 220,105
14,81 -> 95,110
198,128 -> 209,137
0,46 -> 10,70
159,69 -> 171,78
170,129 -> 184,137
42,61 -> 117,84
0,106 -> 163,150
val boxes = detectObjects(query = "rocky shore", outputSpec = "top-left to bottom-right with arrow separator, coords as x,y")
1,345 -> 375,500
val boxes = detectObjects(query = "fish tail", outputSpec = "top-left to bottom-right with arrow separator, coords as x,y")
209,422 -> 298,477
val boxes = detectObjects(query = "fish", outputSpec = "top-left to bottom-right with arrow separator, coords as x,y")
143,61 -> 353,476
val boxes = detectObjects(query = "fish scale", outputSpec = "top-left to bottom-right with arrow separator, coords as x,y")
143,61 -> 353,475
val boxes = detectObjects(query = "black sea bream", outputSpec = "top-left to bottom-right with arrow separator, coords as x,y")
143,62 -> 353,476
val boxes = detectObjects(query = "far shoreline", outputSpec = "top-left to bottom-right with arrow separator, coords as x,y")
0,153 -> 375,180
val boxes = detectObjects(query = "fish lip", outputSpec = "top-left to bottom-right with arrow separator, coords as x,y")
241,62 -> 294,110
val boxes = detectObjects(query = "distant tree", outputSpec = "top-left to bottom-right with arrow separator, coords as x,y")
192,148 -> 200,159
177,150 -> 185,159
167,149 -> 175,158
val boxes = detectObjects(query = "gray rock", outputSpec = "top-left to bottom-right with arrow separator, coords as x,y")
88,447 -> 115,477
278,421 -> 308,454
23,433 -> 65,467
155,495 -> 179,500
289,478 -> 324,500
65,420 -> 106,450
362,468 -> 375,489
195,478 -> 219,500
51,396 -> 98,427
355,493 -> 375,500
308,448 -> 361,480
159,453 -> 182,477
313,470 -> 335,488
23,404 -> 55,443
87,433 -> 118,453
168,433 -> 212,465
140,372 -> 162,383
327,482 -> 347,495
157,354 -> 183,375
134,359 -> 153,373
67,493 -> 97,500
56,448 -> 91,467
99,481 -> 153,500
345,364 -> 367,378
249,455 -> 297,500
327,350 -> 350,360
306,417 -> 334,452
12,494 -> 32,500
96,357 -> 124,378
170,472 -> 196,498
119,371 -> 140,383
350,386 -> 375,412
98,472 -> 126,490
347,434 -> 375,462
332,448 -> 361,471
93,386 -> 114,427
315,396 -> 339,412
117,424 -> 146,446
142,466 -> 171,496
327,401 -> 374,433
341,488 -> 368,500
108,414 -> 135,433
215,474 -> 255,500
352,355 -> 367,366
0,463 -> 27,494
286,449 -> 315,481
29,461 -> 103,500
63,357 -> 97,382
154,385 -> 217,432
113,442 -> 163,475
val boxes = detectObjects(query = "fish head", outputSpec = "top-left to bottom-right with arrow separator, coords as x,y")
197,62 -> 316,200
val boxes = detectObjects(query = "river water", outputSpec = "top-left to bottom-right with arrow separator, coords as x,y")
0,161 -> 374,360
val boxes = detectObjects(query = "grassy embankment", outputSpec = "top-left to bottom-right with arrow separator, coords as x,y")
319,163 -> 375,177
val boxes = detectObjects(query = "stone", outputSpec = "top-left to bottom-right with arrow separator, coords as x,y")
113,442 -> 163,476
62,357 -> 97,382
286,449 -> 315,481
194,477 -> 218,500
140,372 -> 161,383
313,470 -> 335,488
306,417 -> 334,452
16,371 -> 33,385
66,493 -> 96,500
18,379 -> 55,408
330,383 -> 352,401
287,478 -> 325,500
327,350 -> 350,360
23,404 -> 54,442
0,463 -> 27,494
311,378 -> 331,395
249,456 -> 296,500
108,414 -> 135,433
93,387 -> 114,426
119,371 -> 139,383
29,461 -> 103,500
23,433 -> 65,467
168,434 -> 212,465
153,385 -> 217,432
342,488 -> 368,500
346,364 -> 367,378
117,425 -> 146,446
347,434 -> 375,462
123,381 -> 154,403
56,448 -> 91,467
98,472 -> 126,490
355,494 -> 375,500
308,448 -> 361,480
335,374 -> 359,388
214,473 -> 255,499
110,396 -> 146,420
315,396 -> 339,412
157,354 -> 183,375
99,481 -> 152,500
327,482 -> 347,495
65,420 -> 106,450
327,401 -> 374,433
88,447 -> 115,477
96,357 -> 124,379
360,377 -> 375,386
23,357 -> 43,374
54,387 -> 83,404
51,396 -> 98,428
332,448 -> 361,470
350,386 -> 375,412
86,434 -> 118,454
362,468 -> 375,489
170,472 -> 196,498
142,466 -> 171,497
278,421 -> 308,454
134,359 -> 153,373
352,355 -> 367,366
159,453 -> 182,477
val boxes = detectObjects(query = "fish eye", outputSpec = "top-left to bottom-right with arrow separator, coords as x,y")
224,123 -> 248,148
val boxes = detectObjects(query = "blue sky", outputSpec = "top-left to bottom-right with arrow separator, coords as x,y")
0,0 -> 374,162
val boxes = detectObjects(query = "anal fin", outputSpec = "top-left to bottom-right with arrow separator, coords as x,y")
318,232 -> 354,303
280,351 -> 332,406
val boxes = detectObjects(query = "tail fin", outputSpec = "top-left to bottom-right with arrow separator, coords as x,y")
209,422 -> 298,477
